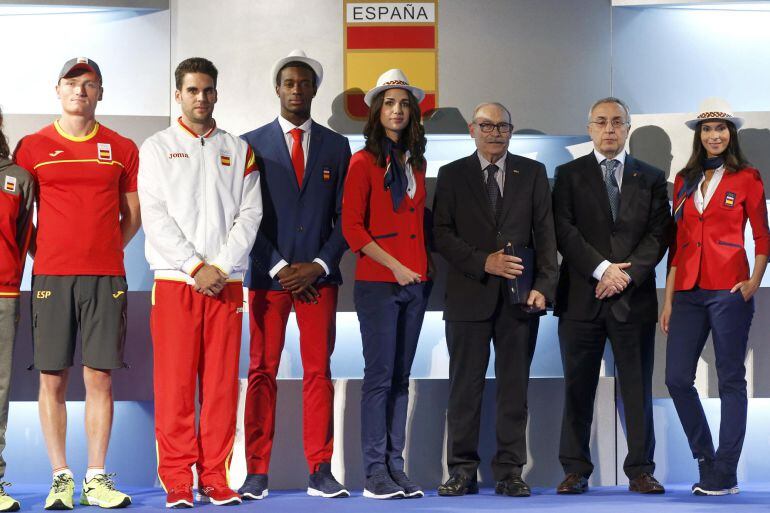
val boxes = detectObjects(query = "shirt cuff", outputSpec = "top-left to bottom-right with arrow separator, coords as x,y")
269,259 -> 289,279
593,260 -> 612,281
313,258 -> 329,276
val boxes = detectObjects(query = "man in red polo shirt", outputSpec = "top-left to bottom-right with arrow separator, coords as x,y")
14,57 -> 141,510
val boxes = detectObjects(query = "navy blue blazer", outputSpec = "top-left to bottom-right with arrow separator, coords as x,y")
241,119 -> 351,290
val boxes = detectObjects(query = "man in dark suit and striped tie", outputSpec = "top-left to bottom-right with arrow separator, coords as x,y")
552,97 -> 671,495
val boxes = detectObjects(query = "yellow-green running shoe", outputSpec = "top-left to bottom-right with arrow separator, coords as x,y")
80,473 -> 132,508
45,474 -> 75,510
0,482 -> 20,512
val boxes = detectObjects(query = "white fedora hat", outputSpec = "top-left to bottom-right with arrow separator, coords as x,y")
364,68 -> 425,107
271,49 -> 323,88
685,97 -> 744,130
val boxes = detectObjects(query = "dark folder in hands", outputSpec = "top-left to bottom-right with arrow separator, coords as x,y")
504,243 -> 535,308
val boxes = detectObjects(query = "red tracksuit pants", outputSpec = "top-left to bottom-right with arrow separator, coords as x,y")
151,280 -> 243,490
244,285 -> 337,474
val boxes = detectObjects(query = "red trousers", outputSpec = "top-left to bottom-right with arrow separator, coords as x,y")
151,280 -> 243,489
244,285 -> 337,474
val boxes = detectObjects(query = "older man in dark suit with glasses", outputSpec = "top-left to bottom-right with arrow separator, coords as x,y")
433,102 -> 557,498
552,97 -> 671,495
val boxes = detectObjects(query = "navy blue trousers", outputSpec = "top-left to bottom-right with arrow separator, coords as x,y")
354,281 -> 431,477
665,288 -> 754,477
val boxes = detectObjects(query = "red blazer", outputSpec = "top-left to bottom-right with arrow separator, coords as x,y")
670,167 -> 770,291
341,149 -> 428,283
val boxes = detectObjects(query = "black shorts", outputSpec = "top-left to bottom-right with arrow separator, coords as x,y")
31,275 -> 127,371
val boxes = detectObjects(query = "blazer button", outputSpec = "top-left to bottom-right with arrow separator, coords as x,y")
699,216 -> 703,221
410,234 -> 416,239
410,208 -> 415,212
697,242 -> 701,247
297,226 -> 303,232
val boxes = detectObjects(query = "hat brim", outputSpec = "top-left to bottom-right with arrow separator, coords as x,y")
685,116 -> 744,130
364,84 -> 425,107
271,56 -> 323,88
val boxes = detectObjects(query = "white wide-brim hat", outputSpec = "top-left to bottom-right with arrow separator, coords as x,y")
271,49 -> 323,88
685,97 -> 744,130
363,68 -> 425,107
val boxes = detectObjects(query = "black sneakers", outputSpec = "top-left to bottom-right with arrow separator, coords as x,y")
237,474 -> 268,500
307,463 -> 350,498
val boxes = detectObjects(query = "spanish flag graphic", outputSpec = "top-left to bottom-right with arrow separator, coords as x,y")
220,155 -> 232,167
97,143 -> 112,161
344,0 -> 439,119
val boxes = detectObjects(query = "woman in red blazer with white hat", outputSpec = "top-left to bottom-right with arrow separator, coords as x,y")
342,68 -> 431,500
660,98 -> 769,496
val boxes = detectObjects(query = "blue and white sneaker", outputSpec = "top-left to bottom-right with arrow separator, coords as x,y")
363,471 -> 405,499
389,470 -> 424,498
307,463 -> 350,498
237,474 -> 268,500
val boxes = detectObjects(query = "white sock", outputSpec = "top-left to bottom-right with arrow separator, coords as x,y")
86,467 -> 105,482
53,468 -> 74,479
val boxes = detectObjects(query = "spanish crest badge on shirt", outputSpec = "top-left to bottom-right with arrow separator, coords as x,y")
220,153 -> 232,167
724,191 -> 736,208
97,143 -> 112,161
322,167 -> 332,181
3,175 -> 17,193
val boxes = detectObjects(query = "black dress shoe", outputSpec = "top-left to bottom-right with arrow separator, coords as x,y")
556,473 -> 588,494
437,474 -> 478,497
495,475 -> 531,497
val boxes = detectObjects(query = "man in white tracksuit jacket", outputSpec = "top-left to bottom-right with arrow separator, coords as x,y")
138,57 -> 262,509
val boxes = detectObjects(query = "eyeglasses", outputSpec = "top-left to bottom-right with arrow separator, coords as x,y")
589,119 -> 629,129
475,122 -> 514,134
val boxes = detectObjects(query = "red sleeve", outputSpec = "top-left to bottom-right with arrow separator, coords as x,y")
669,173 -> 683,268
120,139 -> 139,194
244,145 -> 258,177
745,168 -> 770,256
341,152 -> 374,253
12,136 -> 37,178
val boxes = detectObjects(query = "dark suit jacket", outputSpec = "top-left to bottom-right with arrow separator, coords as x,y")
433,151 -> 558,322
241,119 -> 351,290
552,152 -> 672,323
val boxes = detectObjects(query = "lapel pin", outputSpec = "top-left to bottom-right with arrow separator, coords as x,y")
513,169 -> 519,174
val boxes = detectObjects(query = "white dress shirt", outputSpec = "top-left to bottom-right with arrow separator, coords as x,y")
268,116 -> 330,279
694,165 -> 725,214
592,150 -> 629,281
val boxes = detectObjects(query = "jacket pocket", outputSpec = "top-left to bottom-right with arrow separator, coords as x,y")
372,232 -> 398,240
717,240 -> 742,249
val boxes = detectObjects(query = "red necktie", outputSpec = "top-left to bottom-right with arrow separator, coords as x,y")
290,128 -> 304,186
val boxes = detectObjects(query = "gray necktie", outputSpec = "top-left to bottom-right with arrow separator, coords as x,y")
486,164 -> 502,213
603,159 -> 620,221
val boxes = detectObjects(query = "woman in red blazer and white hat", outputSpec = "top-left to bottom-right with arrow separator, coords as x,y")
660,98 -> 769,496
342,68 -> 431,500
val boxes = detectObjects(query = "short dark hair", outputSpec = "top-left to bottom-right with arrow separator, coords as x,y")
275,61 -> 317,88
175,57 -> 218,90
0,107 -> 9,160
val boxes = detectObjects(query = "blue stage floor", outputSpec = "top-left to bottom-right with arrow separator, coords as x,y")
8,485 -> 770,512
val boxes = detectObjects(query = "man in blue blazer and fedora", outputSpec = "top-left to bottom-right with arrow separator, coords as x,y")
239,49 -> 351,500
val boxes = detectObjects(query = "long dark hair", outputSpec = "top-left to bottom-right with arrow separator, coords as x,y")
678,120 -> 750,184
0,107 -> 9,160
363,89 -> 426,169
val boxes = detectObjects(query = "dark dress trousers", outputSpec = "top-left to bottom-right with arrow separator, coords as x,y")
433,151 -> 557,480
552,152 -> 671,479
